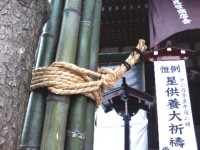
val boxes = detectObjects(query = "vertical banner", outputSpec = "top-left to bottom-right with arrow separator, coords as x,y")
154,60 -> 197,150
149,0 -> 200,48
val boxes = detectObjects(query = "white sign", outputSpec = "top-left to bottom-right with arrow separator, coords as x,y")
154,60 -> 197,150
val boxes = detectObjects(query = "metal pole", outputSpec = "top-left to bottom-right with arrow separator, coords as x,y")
121,80 -> 130,150
124,100 -> 130,150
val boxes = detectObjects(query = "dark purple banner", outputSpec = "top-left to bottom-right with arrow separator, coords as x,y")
149,0 -> 200,48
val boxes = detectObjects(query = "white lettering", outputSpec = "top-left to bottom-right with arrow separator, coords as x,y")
172,0 -> 192,24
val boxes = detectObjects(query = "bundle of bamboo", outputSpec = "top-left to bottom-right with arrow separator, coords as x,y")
39,0 -> 103,149
21,0 -> 145,149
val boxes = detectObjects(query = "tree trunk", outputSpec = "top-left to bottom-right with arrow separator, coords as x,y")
0,0 -> 50,149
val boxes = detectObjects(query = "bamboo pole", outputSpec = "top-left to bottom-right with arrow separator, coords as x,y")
40,0 -> 82,149
20,0 -> 63,149
65,0 -> 96,149
83,1 -> 102,149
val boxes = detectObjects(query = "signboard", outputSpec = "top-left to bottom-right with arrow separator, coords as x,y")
154,60 -> 197,150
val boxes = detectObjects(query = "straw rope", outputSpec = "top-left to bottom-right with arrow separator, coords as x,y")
30,39 -> 147,107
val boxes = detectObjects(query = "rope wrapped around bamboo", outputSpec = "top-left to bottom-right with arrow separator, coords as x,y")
30,39 -> 147,107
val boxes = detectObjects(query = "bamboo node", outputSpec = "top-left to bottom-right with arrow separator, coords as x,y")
30,39 -> 147,107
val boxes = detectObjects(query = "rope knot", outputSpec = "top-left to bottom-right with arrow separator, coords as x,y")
98,68 -> 117,91
136,39 -> 147,52
30,39 -> 147,107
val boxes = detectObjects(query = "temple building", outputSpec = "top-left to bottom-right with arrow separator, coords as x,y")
97,0 -> 200,149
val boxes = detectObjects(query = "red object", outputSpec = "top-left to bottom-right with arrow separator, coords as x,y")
144,47 -> 196,61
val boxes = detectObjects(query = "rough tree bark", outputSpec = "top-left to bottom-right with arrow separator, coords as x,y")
0,0 -> 50,149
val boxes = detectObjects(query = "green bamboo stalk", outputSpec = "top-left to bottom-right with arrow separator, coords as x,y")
20,0 -> 63,149
89,0 -> 102,72
84,1 -> 102,149
40,0 -> 82,149
65,0 -> 96,149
